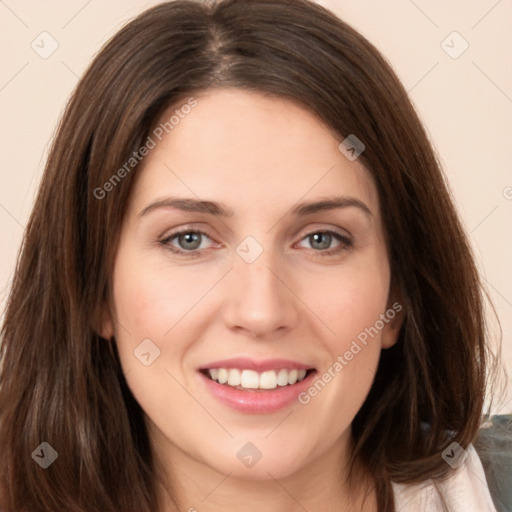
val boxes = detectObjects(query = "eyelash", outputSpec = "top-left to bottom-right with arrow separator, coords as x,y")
159,227 -> 353,258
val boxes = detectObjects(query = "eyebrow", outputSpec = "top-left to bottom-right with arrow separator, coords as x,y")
139,195 -> 373,218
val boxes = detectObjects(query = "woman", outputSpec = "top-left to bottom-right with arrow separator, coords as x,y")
0,0 -> 501,510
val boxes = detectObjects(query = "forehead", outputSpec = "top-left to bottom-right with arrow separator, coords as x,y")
130,88 -> 379,219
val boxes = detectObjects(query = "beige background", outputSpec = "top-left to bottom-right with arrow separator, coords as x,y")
0,0 -> 511,413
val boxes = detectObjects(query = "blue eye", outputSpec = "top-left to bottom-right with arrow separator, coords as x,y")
159,229 -> 352,257
298,231 -> 353,256
160,229 -> 214,256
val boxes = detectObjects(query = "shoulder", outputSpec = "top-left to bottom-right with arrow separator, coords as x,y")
392,444 -> 497,511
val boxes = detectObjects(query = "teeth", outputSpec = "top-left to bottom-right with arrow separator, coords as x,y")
288,369 -> 298,384
217,368 -> 228,384
260,370 -> 277,389
207,368 -> 309,390
277,369 -> 289,386
241,370 -> 259,389
227,368 -> 241,386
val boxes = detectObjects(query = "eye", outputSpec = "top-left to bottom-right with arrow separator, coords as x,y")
297,230 -> 353,256
160,229 -> 216,256
159,228 -> 353,258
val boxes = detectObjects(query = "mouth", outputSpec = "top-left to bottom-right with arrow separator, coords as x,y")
200,367 -> 314,391
197,358 -> 317,414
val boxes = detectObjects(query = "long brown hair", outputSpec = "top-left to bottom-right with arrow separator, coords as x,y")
0,0 -> 499,510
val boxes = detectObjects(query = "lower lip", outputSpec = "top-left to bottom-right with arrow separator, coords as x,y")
199,370 -> 317,414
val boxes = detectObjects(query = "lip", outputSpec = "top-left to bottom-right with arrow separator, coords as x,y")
199,357 -> 312,372
198,362 -> 317,414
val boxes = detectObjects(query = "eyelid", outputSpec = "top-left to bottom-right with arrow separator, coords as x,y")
159,225 -> 218,252
159,222 -> 213,238
294,229 -> 353,254
159,224 -> 353,256
296,222 -> 352,240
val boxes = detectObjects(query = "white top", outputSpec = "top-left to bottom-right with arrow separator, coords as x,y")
392,444 -> 497,511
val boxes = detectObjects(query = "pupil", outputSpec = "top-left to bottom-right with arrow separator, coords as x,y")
181,232 -> 200,250
312,233 -> 330,250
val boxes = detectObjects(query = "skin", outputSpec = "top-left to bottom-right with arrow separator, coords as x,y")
101,88 -> 404,512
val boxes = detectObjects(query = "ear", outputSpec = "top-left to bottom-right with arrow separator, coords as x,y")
97,303 -> 115,340
381,283 -> 406,349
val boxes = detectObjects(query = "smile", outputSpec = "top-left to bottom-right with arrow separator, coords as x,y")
205,368 -> 309,390
198,358 -> 317,413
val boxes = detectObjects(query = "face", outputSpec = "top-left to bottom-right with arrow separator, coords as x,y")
101,89 -> 403,484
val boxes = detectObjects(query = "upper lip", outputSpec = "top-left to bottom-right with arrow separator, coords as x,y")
199,357 -> 314,372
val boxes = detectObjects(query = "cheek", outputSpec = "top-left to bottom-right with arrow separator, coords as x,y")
296,251 -> 390,413
109,249 -> 230,398
302,255 -> 390,351
109,257 -> 205,429
298,255 -> 390,418
109,255 -> 190,378
111,253 -> 211,338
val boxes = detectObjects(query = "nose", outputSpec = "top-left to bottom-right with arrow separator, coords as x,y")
222,242 -> 300,339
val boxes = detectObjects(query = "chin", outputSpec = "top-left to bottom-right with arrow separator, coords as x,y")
200,439 -> 313,481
